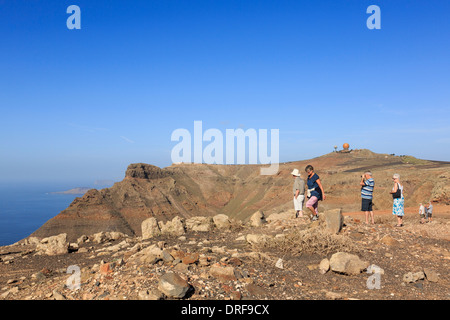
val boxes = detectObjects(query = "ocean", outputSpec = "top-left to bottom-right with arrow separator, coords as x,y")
0,182 -> 94,246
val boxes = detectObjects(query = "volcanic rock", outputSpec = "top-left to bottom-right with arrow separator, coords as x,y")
36,233 -> 68,256
158,272 -> 191,299
329,252 -> 369,275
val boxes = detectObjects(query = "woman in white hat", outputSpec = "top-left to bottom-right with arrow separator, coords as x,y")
291,169 -> 305,218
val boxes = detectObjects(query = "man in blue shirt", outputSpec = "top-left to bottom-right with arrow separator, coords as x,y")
360,171 -> 375,224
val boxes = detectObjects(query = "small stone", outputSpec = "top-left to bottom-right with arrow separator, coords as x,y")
199,256 -> 210,266
158,272 -> 191,299
319,258 -> 330,274
161,250 -> 174,263
138,289 -> 163,300
403,271 -> 424,283
231,291 -> 242,300
275,258 -> 284,269
413,282 -> 423,290
52,289 -> 66,300
99,263 -> 113,275
423,268 -> 439,283
245,283 -> 266,297
227,257 -> 242,267
380,235 -> 399,246
209,264 -> 237,282
325,291 -> 342,300
307,264 -> 318,271
182,253 -> 200,265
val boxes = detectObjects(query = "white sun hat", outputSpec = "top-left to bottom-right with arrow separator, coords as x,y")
291,169 -> 301,177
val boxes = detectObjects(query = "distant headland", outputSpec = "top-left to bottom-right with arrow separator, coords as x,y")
49,187 -> 91,195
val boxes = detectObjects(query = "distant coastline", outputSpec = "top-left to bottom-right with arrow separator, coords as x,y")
49,187 -> 91,195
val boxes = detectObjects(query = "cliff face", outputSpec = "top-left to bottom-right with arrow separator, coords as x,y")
30,152 -> 450,242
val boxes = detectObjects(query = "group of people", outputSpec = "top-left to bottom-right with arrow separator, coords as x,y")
291,165 -> 324,222
419,202 -> 434,224
291,166 -> 434,227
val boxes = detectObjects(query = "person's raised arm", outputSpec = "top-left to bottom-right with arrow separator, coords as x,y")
317,178 -> 326,200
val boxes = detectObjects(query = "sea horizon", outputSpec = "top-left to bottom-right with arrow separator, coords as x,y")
0,181 -> 112,246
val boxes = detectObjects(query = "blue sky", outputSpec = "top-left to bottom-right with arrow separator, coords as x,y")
0,0 -> 449,184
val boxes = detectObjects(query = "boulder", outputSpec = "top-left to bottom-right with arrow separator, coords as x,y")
329,252 -> 369,275
213,214 -> 232,230
158,272 -> 191,299
25,237 -> 41,246
36,233 -> 68,256
141,217 -> 161,239
159,216 -> 186,236
90,231 -> 125,244
128,244 -> 163,264
77,235 -> 88,244
246,234 -> 272,246
186,216 -> 214,232
323,209 -> 344,234
250,210 -> 266,227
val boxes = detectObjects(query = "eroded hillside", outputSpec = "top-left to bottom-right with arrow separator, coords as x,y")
30,150 -> 450,242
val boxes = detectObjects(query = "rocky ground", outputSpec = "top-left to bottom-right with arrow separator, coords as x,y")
0,208 -> 449,301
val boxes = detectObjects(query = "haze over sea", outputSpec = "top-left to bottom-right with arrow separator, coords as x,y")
0,181 -> 111,246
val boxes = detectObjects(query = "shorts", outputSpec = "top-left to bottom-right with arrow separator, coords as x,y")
420,214 -> 425,219
293,195 -> 305,211
361,198 -> 373,212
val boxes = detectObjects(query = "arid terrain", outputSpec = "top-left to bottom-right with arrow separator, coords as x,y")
0,207 -> 448,301
29,149 -> 450,242
0,150 -> 448,301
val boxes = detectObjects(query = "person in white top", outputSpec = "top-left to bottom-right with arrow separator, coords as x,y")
291,169 -> 305,218
390,173 -> 405,227
419,203 -> 426,224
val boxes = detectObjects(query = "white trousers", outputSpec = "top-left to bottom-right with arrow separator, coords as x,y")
293,195 -> 305,211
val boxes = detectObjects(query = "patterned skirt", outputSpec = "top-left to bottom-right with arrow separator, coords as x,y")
392,197 -> 405,216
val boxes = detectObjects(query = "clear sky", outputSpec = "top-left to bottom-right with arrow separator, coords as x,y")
0,0 -> 449,184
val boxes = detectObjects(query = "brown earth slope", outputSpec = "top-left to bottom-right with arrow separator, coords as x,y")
30,150 -> 450,242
